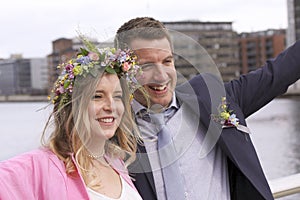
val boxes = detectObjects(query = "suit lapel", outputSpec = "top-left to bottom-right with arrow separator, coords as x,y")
177,75 -> 272,199
128,143 -> 157,197
176,75 -> 224,158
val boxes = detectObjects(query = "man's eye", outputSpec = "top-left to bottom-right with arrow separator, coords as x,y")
165,59 -> 173,64
141,63 -> 155,69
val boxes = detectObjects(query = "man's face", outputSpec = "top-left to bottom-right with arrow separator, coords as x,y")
130,37 -> 177,108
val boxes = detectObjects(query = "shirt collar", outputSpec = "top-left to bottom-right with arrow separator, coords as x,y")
132,92 -> 179,115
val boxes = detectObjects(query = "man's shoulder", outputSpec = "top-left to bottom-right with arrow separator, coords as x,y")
176,73 -> 224,94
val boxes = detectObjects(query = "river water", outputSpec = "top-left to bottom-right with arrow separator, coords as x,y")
1,98 -> 300,199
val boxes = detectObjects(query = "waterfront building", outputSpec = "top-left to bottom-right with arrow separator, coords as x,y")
238,29 -> 286,74
287,0 -> 300,94
0,57 -> 47,95
287,0 -> 300,47
163,20 -> 240,82
30,58 -> 48,95
47,38 -> 76,90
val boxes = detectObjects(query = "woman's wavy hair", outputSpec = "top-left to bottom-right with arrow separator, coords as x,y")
42,69 -> 140,188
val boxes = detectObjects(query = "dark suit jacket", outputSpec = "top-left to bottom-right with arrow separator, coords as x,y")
129,40 -> 300,200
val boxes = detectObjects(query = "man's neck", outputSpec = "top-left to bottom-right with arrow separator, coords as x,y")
132,92 -> 178,114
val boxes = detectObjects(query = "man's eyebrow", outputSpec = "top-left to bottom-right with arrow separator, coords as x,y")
164,55 -> 174,60
140,55 -> 173,63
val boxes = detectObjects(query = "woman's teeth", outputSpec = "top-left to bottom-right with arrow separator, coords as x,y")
98,118 -> 113,123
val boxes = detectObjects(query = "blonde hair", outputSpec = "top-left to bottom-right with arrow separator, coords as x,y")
42,70 -> 140,189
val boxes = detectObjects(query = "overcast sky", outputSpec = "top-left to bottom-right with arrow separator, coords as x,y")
0,0 -> 288,58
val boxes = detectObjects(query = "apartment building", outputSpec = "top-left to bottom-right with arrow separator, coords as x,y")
238,29 -> 286,74
287,0 -> 300,47
287,0 -> 300,94
0,57 -> 47,95
164,21 -> 240,82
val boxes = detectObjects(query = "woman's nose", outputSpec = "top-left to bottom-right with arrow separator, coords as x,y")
103,97 -> 114,111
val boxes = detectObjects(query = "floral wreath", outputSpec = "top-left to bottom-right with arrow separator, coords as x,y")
49,41 -> 142,108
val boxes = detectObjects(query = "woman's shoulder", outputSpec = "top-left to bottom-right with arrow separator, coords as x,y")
0,147 -> 65,175
0,149 -> 74,199
1,147 -> 56,162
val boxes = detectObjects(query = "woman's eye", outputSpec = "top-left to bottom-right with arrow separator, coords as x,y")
92,95 -> 102,99
114,95 -> 123,99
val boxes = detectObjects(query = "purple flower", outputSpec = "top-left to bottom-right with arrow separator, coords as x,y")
65,64 -> 73,71
77,56 -> 91,65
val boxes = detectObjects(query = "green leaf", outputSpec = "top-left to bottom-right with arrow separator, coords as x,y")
80,48 -> 89,56
64,80 -> 70,88
105,66 -> 116,74
100,53 -> 106,62
114,67 -> 121,73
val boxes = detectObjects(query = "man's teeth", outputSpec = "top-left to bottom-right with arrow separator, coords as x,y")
152,85 -> 166,91
99,118 -> 113,123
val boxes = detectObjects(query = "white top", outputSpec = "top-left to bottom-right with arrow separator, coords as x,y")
87,176 -> 142,200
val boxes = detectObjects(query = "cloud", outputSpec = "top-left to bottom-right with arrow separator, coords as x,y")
0,0 -> 287,58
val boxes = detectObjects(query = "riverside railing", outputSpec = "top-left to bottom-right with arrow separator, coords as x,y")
269,173 -> 300,198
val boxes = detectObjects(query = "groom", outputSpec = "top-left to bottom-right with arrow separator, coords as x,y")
114,17 -> 300,200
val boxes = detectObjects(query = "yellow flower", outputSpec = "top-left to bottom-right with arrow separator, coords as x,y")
221,104 -> 227,110
73,65 -> 83,76
220,112 -> 230,120
129,94 -> 134,103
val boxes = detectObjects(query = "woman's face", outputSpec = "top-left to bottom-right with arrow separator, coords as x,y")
88,74 -> 125,140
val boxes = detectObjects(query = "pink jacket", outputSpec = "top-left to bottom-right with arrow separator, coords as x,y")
0,148 -> 137,199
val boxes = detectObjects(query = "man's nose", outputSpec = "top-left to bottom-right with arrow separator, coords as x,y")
153,64 -> 168,81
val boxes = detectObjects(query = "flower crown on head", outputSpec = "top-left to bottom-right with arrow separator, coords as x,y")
49,42 -> 142,108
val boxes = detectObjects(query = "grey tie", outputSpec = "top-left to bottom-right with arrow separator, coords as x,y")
150,112 -> 186,200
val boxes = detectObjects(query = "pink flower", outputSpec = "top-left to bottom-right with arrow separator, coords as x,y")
88,52 -> 99,61
122,62 -> 131,72
58,86 -> 65,94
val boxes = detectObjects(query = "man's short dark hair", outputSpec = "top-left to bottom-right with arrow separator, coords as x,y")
114,17 -> 173,50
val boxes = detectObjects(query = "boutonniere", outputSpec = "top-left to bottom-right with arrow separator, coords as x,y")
211,97 -> 239,127
211,97 -> 251,134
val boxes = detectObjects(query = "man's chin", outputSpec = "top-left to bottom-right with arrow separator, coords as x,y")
133,88 -> 173,108
149,96 -> 172,108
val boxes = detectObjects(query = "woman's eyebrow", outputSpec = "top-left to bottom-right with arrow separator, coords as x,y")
114,90 -> 123,94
